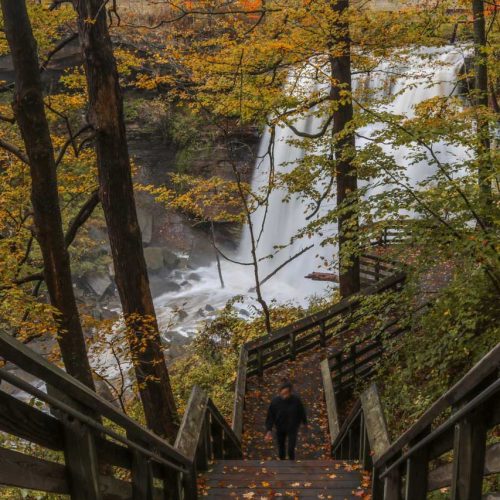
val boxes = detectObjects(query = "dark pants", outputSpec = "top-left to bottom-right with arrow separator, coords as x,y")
276,428 -> 298,460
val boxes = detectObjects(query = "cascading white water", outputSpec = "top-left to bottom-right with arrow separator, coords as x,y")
154,46 -> 469,337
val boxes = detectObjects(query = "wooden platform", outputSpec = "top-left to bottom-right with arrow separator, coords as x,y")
200,460 -> 367,498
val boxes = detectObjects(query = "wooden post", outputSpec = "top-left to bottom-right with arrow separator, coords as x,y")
232,348 -> 248,441
289,333 -> 296,361
61,414 -> 102,500
130,449 -> 153,500
360,384 -> 391,462
450,411 -> 487,500
320,359 -> 340,447
46,386 -> 101,500
163,468 -> 182,500
375,260 -> 381,282
404,427 -> 430,500
257,349 -> 264,377
211,418 -> 224,459
384,467 -> 402,500
319,321 -> 326,347
204,414 -> 213,463
372,467 -> 385,500
335,351 -> 343,389
351,344 -> 357,377
182,464 -> 198,500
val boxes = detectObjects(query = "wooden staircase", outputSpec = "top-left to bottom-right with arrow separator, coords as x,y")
200,459 -> 366,499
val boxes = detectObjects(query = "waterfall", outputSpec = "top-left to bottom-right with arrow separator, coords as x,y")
154,46 -> 469,336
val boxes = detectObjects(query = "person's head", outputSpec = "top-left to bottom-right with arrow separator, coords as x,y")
279,380 -> 293,399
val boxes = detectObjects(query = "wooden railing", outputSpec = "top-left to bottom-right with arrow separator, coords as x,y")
0,330 -> 239,499
360,253 -> 399,286
324,344 -> 500,499
244,271 -> 406,378
176,386 -> 242,496
329,384 -> 391,471
372,342 -> 500,499
231,267 -> 406,439
325,303 -> 430,397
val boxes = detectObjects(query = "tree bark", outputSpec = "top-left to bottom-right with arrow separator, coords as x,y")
329,0 -> 360,297
1,0 -> 95,389
471,0 -> 493,223
71,0 -> 178,438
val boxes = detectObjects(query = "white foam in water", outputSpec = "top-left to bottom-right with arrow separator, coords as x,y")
154,46 -> 470,337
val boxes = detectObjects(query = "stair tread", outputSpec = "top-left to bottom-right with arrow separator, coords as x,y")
204,487 -> 366,498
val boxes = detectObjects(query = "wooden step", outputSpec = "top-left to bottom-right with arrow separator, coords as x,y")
201,459 -> 367,499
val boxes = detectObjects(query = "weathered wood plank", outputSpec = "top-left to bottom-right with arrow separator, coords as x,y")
245,272 -> 406,351
0,447 -> 68,494
450,411 -> 487,500
320,358 -> 340,445
232,348 -> 248,441
0,388 -> 64,450
376,344 -> 500,467
360,384 -> 391,462
175,386 -> 208,461
0,332 -> 187,466
428,442 -> 500,492
61,414 -> 102,500
131,448 -> 153,500
404,428 -> 430,500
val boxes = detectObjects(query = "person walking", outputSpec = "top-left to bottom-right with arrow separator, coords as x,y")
264,380 -> 307,460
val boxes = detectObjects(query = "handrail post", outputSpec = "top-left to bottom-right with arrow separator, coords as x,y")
319,320 -> 326,347
257,348 -> 264,377
320,358 -> 340,451
360,384 -> 394,500
46,385 -> 102,500
289,333 -> 296,360
450,408 -> 487,500
404,426 -> 430,500
232,348 -> 248,441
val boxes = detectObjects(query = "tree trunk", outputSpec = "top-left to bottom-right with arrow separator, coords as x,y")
72,0 -> 178,439
329,0 -> 360,297
471,0 -> 493,223
1,0 -> 95,389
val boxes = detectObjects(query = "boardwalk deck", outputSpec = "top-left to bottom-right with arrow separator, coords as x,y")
242,346 -> 332,461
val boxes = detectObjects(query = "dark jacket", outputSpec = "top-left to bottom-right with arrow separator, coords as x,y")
265,394 -> 307,433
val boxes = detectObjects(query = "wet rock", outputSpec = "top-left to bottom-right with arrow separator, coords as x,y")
177,256 -> 189,269
137,207 -> 153,244
144,247 -> 165,271
187,237 -> 215,268
176,309 -> 188,321
163,281 -> 181,292
162,248 -> 180,269
195,308 -> 206,318
83,271 -> 112,298
187,272 -> 201,281
205,304 -> 215,312
238,308 -> 251,317
149,276 -> 181,296
144,247 -> 180,273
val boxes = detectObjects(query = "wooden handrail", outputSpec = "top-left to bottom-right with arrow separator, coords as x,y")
328,384 -> 390,471
176,386 -> 242,480
375,342 -> 500,468
245,271 -> 406,352
371,343 -> 500,499
0,330 -> 186,465
0,330 -> 241,499
243,271 -> 406,377
325,302 -> 431,395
